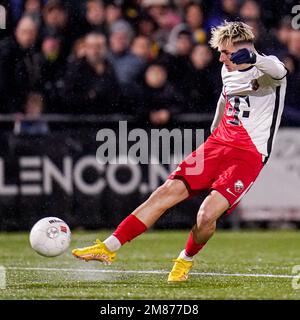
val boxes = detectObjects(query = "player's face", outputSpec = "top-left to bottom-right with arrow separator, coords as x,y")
218,42 -> 238,72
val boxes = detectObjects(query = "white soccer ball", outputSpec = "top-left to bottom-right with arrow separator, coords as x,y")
29,217 -> 71,257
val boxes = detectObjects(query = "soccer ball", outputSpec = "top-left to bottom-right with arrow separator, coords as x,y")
29,217 -> 71,257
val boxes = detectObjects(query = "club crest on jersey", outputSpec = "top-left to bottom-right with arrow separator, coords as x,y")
251,79 -> 259,91
234,180 -> 244,193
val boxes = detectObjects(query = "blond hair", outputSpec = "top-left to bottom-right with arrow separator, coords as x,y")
209,21 -> 255,49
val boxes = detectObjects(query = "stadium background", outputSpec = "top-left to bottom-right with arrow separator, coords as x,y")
0,0 -> 300,231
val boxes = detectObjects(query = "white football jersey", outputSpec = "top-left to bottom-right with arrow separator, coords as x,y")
210,54 -> 287,163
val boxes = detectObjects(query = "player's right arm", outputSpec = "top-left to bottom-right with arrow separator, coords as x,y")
254,54 -> 287,81
210,93 -> 226,133
230,48 -> 287,82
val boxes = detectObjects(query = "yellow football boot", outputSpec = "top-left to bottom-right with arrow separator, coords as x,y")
167,258 -> 193,282
72,239 -> 116,265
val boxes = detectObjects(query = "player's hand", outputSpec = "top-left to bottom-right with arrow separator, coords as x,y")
230,48 -> 256,65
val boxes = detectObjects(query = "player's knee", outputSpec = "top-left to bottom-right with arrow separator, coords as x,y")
151,180 -> 183,210
150,183 -> 173,209
156,180 -> 182,197
154,183 -> 171,198
197,205 -> 217,229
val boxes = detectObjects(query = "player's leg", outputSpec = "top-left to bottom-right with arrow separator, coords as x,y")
72,139 -> 217,265
168,190 -> 229,282
168,145 -> 265,282
72,179 -> 189,264
132,178 -> 190,227
185,190 -> 229,254
105,178 -> 189,247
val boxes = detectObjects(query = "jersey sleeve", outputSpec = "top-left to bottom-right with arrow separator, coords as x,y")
254,54 -> 288,82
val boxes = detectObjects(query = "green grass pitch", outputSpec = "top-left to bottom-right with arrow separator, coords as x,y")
0,230 -> 300,299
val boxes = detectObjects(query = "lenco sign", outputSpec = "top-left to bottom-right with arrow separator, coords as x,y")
0,156 -> 175,196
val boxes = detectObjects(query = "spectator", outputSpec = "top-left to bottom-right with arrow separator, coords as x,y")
0,0 -> 298,122
162,24 -> 195,94
137,11 -> 159,38
140,64 -> 183,126
108,20 -> 145,85
282,30 -> 300,125
136,12 -> 161,57
184,2 -> 207,44
182,44 -> 217,112
206,0 -> 239,30
282,53 -> 300,125
239,0 -> 283,56
82,0 -> 107,36
142,0 -> 182,28
245,18 -> 284,56
41,0 -> 68,36
286,30 -> 300,61
41,0 -> 71,56
141,0 -> 182,47
108,20 -> 147,111
131,35 -> 154,62
174,0 -> 213,17
14,91 -> 49,135
35,33 -> 66,112
239,0 -> 261,21
257,0 -> 289,29
121,0 -> 142,26
67,37 -> 86,64
64,32 -> 120,114
0,15 -> 39,113
105,2 -> 122,30
23,0 -> 43,27
276,16 -> 293,48
174,0 -> 196,16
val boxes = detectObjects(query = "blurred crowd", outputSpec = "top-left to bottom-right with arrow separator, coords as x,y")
0,0 -> 300,127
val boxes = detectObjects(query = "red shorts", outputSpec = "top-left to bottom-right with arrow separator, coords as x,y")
168,137 -> 264,214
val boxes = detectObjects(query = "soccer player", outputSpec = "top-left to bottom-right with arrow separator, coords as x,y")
72,21 -> 287,282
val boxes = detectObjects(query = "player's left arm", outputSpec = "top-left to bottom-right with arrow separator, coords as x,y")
211,93 -> 226,133
230,48 -> 288,81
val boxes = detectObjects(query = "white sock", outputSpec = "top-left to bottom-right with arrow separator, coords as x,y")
178,249 -> 194,262
103,235 -> 122,252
